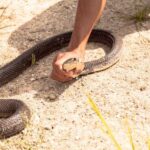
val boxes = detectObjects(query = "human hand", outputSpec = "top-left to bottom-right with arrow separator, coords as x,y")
50,50 -> 84,82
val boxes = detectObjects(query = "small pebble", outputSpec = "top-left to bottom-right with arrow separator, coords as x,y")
30,77 -> 36,81
44,127 -> 50,131
46,93 -> 57,101
139,86 -> 146,91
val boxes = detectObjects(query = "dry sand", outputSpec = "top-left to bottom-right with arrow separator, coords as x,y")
0,0 -> 150,150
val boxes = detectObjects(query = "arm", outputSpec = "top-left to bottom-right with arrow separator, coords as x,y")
51,0 -> 106,82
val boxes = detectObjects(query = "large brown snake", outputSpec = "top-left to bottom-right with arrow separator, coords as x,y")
0,29 -> 122,138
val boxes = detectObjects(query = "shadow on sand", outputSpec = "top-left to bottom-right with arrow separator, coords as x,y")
1,0 -> 149,101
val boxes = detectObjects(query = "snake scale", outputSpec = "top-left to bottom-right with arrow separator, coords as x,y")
0,29 -> 122,138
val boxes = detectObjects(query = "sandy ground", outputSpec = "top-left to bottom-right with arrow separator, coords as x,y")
0,0 -> 150,150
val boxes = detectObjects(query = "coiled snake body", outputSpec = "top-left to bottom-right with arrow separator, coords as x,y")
0,29 -> 122,138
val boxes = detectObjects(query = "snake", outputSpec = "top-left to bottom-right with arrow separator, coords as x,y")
0,29 -> 122,138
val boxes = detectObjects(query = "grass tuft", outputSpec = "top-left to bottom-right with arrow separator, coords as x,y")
128,6 -> 150,23
116,5 -> 150,25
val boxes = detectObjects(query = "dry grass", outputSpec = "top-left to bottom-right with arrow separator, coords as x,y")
87,94 -> 122,150
127,6 -> 150,24
116,5 -> 150,26
86,94 -> 150,150
0,2 -> 13,32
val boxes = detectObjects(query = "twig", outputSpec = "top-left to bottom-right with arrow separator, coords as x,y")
0,1 -> 12,24
0,7 -> 7,9
0,5 -> 8,20
0,24 -> 14,29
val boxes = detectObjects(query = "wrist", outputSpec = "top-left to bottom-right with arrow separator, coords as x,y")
65,46 -> 85,62
67,47 -> 85,57
67,43 -> 86,54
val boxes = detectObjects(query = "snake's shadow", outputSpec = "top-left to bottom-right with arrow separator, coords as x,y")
4,0 -> 150,101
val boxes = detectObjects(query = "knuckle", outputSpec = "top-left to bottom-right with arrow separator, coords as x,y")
53,61 -> 60,67
53,61 -> 59,66
65,73 -> 74,78
57,52 -> 64,57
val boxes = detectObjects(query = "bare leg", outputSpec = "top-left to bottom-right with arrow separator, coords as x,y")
51,0 -> 106,82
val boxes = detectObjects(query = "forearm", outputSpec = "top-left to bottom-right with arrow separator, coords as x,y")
51,0 -> 106,81
68,0 -> 106,53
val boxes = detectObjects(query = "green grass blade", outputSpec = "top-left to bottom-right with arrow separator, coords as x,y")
31,53 -> 36,65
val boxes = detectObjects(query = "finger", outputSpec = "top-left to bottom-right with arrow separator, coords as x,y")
51,74 -> 72,82
54,62 -> 76,78
56,53 -> 79,68
52,52 -> 65,66
50,70 -> 66,81
51,70 -> 72,82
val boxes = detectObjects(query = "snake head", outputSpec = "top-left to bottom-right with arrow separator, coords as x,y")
63,58 -> 84,72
